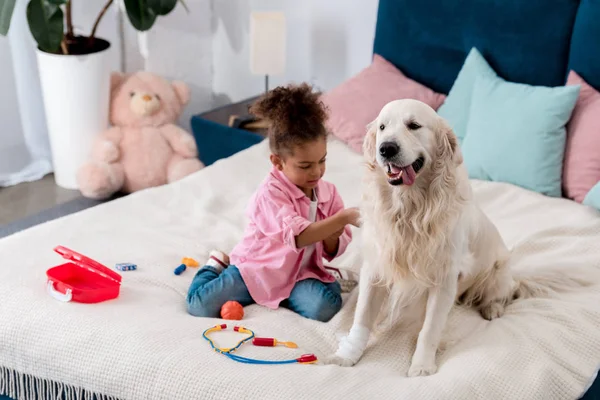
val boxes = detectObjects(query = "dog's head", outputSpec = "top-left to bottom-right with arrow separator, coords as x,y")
363,99 -> 462,187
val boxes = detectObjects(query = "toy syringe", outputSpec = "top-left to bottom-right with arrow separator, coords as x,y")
252,337 -> 298,348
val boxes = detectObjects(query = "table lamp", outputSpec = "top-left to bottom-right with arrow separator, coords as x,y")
249,11 -> 286,93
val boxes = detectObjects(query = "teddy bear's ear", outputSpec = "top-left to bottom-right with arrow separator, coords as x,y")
172,80 -> 191,106
110,72 -> 125,93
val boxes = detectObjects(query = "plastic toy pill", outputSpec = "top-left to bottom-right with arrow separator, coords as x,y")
115,263 -> 137,271
182,257 -> 199,267
174,263 -> 186,275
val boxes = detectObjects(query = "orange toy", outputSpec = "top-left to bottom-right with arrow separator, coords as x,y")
181,257 -> 199,267
221,301 -> 244,320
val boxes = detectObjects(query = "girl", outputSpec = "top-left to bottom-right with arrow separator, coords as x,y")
186,83 -> 360,322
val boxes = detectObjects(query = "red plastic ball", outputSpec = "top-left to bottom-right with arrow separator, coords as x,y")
220,301 -> 244,320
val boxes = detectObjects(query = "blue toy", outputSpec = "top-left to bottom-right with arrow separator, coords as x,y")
174,264 -> 186,275
115,263 -> 137,271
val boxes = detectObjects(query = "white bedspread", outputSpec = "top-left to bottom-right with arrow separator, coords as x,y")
1,139 -> 599,400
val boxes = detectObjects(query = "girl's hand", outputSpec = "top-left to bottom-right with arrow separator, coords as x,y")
296,207 -> 359,249
343,207 -> 361,227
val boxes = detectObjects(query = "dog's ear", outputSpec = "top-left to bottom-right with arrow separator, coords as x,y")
436,117 -> 463,165
363,119 -> 377,169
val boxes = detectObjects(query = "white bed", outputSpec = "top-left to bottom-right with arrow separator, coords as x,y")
1,138 -> 599,400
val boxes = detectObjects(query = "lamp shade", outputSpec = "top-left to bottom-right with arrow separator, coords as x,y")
249,11 -> 286,76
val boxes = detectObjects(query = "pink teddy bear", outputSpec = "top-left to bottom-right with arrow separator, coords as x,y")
77,71 -> 204,199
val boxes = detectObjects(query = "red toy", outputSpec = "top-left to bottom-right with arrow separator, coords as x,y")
252,337 -> 298,348
46,246 -> 122,303
220,301 -> 244,320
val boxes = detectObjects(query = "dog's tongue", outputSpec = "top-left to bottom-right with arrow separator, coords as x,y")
389,165 -> 417,185
401,165 -> 416,185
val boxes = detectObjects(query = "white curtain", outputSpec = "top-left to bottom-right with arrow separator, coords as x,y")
0,0 -> 53,187
0,0 -> 126,188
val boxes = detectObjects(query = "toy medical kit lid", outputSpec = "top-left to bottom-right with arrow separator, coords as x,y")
54,245 -> 122,284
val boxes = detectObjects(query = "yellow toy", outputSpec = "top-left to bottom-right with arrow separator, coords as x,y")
182,257 -> 199,267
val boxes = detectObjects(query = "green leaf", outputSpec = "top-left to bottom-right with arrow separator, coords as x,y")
0,0 -> 17,36
148,0 -> 177,16
47,0 -> 67,4
26,0 -> 64,53
124,0 -> 157,31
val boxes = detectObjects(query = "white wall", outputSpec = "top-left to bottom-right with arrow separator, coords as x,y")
211,0 -> 379,106
0,0 -> 378,177
132,0 -> 213,130
135,0 -> 378,120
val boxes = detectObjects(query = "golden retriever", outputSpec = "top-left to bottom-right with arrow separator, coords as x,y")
325,99 -> 598,377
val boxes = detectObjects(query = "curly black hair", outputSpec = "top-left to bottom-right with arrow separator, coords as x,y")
249,83 -> 329,155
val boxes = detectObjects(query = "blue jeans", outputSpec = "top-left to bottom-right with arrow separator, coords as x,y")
186,265 -> 342,322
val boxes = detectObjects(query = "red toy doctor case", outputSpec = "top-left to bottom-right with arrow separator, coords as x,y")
46,245 -> 122,303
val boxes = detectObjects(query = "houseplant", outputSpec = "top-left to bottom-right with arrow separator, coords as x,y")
0,0 -> 184,189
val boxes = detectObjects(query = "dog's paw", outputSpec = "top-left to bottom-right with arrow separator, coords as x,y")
321,354 -> 357,367
407,362 -> 438,377
480,302 -> 505,320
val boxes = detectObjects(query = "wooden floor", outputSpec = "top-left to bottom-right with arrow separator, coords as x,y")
0,174 -> 81,225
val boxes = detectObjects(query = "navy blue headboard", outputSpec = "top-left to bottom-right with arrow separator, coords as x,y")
372,0 -> 600,94
568,0 -> 600,90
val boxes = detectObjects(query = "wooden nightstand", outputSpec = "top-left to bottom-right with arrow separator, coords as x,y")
191,96 -> 270,167
199,96 -> 268,136
200,97 -> 257,124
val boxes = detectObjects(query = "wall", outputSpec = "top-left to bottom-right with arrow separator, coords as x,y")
127,0 -> 213,130
130,0 -> 378,121
211,0 -> 379,106
0,0 -> 378,176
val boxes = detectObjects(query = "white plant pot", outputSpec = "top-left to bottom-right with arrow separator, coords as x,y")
36,39 -> 111,190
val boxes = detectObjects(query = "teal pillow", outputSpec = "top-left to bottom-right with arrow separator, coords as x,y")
437,48 -> 497,143
461,74 -> 580,197
583,181 -> 600,210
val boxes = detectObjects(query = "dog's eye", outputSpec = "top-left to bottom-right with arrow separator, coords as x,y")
407,122 -> 421,130
379,124 -> 385,131
130,92 -> 135,97
155,94 -> 160,100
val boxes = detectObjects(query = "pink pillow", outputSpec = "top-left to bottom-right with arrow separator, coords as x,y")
563,71 -> 600,203
321,54 -> 446,153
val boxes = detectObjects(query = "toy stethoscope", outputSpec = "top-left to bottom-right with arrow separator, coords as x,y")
203,324 -> 317,365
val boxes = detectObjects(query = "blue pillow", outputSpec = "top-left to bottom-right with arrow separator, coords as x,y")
461,73 -> 580,197
437,48 -> 497,144
583,181 -> 600,211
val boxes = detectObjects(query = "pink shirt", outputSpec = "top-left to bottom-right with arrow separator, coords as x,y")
229,168 -> 352,309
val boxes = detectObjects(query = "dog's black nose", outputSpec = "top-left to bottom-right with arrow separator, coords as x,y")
379,142 -> 400,159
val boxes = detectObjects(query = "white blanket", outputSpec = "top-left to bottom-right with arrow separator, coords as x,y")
1,139 -> 599,400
